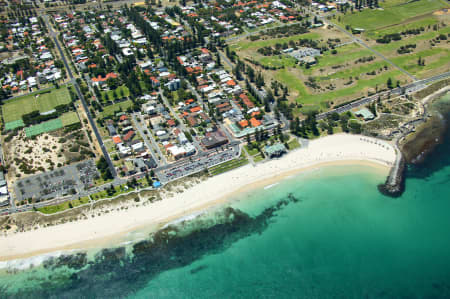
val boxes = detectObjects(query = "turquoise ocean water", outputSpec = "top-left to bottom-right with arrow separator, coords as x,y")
1,96 -> 450,298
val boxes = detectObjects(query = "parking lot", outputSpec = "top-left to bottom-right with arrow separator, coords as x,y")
158,145 -> 240,182
14,160 -> 99,203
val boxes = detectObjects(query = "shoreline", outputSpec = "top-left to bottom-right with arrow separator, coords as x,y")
0,134 -> 396,263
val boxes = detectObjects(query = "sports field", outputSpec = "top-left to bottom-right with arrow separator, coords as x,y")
276,68 -> 405,111
339,0 -> 448,32
4,119 -> 25,131
60,111 -> 80,126
25,118 -> 63,138
1,87 -> 72,123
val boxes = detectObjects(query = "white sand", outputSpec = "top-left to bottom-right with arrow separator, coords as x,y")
0,134 -> 397,261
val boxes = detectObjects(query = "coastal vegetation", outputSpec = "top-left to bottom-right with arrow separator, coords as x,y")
208,154 -> 249,176
37,196 -> 90,214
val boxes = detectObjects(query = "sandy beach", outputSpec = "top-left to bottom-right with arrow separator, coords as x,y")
0,134 -> 397,262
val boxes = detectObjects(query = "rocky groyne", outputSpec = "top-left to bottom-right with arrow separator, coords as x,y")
378,154 -> 405,197
379,87 -> 449,197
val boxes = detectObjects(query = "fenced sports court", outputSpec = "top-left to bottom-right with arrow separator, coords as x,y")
25,118 -> 63,137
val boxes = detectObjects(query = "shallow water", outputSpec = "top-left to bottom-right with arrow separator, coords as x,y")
1,97 -> 450,299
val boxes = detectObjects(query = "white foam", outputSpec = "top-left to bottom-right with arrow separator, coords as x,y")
162,210 -> 206,229
0,251 -> 66,271
264,183 -> 279,190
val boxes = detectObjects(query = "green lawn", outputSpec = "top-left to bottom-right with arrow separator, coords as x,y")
287,138 -> 301,150
37,196 -> 90,214
99,100 -> 133,119
91,185 -> 134,200
366,17 -> 439,38
303,43 -> 373,75
391,48 -> 450,77
253,153 -> 265,163
2,87 -> 71,123
316,61 -> 389,81
244,145 -> 259,156
60,111 -> 80,126
259,55 -> 297,68
232,32 -> 320,50
209,155 -> 249,176
101,85 -> 130,102
276,68 -> 405,109
339,0 -> 448,31
372,27 -> 450,54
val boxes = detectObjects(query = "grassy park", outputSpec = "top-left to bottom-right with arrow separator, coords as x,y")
1,87 -> 71,123
338,0 -> 448,32
101,85 -> 130,102
99,99 -> 133,118
229,0 -> 448,116
60,111 -> 80,126
231,32 -> 320,51
276,68 -> 404,109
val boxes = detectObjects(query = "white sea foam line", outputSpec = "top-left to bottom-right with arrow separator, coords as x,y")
0,134 -> 397,261
162,210 -> 207,229
264,183 -> 279,190
0,251 -> 66,270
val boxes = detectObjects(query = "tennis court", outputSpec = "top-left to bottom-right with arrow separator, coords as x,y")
25,118 -> 63,137
4,119 -> 25,131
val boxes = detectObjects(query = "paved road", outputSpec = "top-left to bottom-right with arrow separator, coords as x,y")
43,15 -> 117,178
159,91 -> 204,153
156,144 -> 241,183
317,71 -> 450,120
130,113 -> 161,166
138,113 -> 169,165
186,81 -> 209,112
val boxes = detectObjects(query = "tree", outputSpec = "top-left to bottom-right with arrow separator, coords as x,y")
387,77 -> 393,89
255,72 -> 265,89
146,173 -> 153,186
216,52 -> 221,66
348,120 -> 362,134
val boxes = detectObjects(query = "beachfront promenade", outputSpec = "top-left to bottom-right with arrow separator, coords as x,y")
0,134 -> 398,261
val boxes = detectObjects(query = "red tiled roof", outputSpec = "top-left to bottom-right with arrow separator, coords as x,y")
227,79 -> 236,86
123,130 -> 135,142
190,106 -> 201,113
167,119 -> 176,127
92,73 -> 118,82
239,120 -> 249,128
112,136 -> 122,144
250,117 -> 261,127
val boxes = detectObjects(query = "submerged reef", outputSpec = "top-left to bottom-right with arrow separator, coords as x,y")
1,194 -> 301,299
